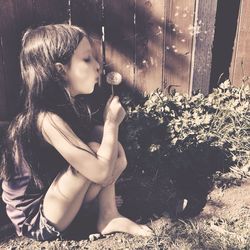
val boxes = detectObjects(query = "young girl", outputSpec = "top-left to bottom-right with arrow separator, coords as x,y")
0,24 -> 153,241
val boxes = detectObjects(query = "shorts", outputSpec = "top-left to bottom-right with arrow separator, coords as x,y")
22,202 -> 65,241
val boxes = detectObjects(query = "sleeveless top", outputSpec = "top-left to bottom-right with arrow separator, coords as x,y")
1,115 -> 95,236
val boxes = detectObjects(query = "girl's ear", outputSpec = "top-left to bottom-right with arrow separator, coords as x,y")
54,63 -> 68,86
55,62 -> 66,74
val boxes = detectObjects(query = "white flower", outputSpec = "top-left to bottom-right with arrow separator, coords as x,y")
165,106 -> 170,112
172,138 -> 178,145
219,80 -> 231,89
106,72 -> 122,85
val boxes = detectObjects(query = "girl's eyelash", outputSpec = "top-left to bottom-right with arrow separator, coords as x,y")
83,57 -> 91,62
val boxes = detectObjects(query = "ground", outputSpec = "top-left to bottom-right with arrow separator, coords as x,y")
0,177 -> 249,250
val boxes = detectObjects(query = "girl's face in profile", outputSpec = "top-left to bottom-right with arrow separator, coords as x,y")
63,36 -> 100,96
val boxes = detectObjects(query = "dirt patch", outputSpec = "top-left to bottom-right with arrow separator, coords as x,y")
0,178 -> 249,249
199,179 -> 250,219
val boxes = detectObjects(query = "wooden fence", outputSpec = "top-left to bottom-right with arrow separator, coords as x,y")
0,0 -> 248,121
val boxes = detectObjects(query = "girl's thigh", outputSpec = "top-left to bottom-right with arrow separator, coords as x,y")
42,141 -> 101,232
42,165 -> 92,232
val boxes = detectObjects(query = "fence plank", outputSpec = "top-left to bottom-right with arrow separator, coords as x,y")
71,0 -> 101,41
230,0 -> 250,86
0,0 -> 69,121
71,0 -> 102,74
71,0 -> 108,122
0,0 -> 34,120
104,0 -> 135,88
191,0 -> 218,95
209,0 -> 240,91
0,36 -> 7,120
31,0 -> 69,25
134,0 -> 165,93
163,0 -> 195,95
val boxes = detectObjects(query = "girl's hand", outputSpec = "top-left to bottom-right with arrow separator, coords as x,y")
103,95 -> 126,126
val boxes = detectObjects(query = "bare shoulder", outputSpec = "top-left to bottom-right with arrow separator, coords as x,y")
37,112 -> 74,145
37,112 -> 68,131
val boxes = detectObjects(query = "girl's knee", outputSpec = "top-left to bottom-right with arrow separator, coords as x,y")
117,154 -> 127,172
121,156 -> 128,169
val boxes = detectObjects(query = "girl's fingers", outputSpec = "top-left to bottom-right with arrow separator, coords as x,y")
106,95 -> 114,104
106,95 -> 119,107
110,95 -> 119,102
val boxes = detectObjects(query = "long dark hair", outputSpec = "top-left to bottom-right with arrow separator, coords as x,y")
0,24 -> 96,187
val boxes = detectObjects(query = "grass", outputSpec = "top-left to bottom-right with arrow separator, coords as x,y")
1,177 -> 249,250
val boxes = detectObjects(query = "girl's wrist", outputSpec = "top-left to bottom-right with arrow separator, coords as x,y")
104,121 -> 119,131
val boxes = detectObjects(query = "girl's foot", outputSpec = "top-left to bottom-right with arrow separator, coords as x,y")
97,213 -> 154,237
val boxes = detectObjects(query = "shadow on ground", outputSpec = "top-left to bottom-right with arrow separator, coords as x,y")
117,141 -> 233,224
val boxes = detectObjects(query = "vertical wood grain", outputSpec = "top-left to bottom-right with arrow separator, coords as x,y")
209,0 -> 240,91
0,36 -> 7,119
0,0 -> 33,120
71,0 -> 102,74
190,0 -> 218,95
164,0 -> 195,95
32,0 -> 69,25
230,0 -> 250,86
0,0 -> 69,121
71,0 -> 101,39
71,0 -> 104,120
104,0 -> 135,87
134,0 -> 165,93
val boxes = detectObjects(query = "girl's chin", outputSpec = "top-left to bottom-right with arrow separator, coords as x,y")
84,89 -> 95,95
88,86 -> 95,94
75,83 -> 96,95
78,87 -> 95,95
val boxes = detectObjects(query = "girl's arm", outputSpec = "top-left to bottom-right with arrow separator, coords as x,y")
91,125 -> 124,152
38,112 -> 119,185
101,142 -> 127,186
91,125 -> 127,186
91,125 -> 126,163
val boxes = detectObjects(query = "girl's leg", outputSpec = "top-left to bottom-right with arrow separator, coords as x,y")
42,142 -> 120,232
42,142 -> 103,232
42,166 -> 92,232
96,183 -> 153,236
43,141 -> 152,236
83,143 -> 153,236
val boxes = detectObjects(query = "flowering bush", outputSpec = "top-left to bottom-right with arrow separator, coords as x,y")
119,80 -> 250,187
